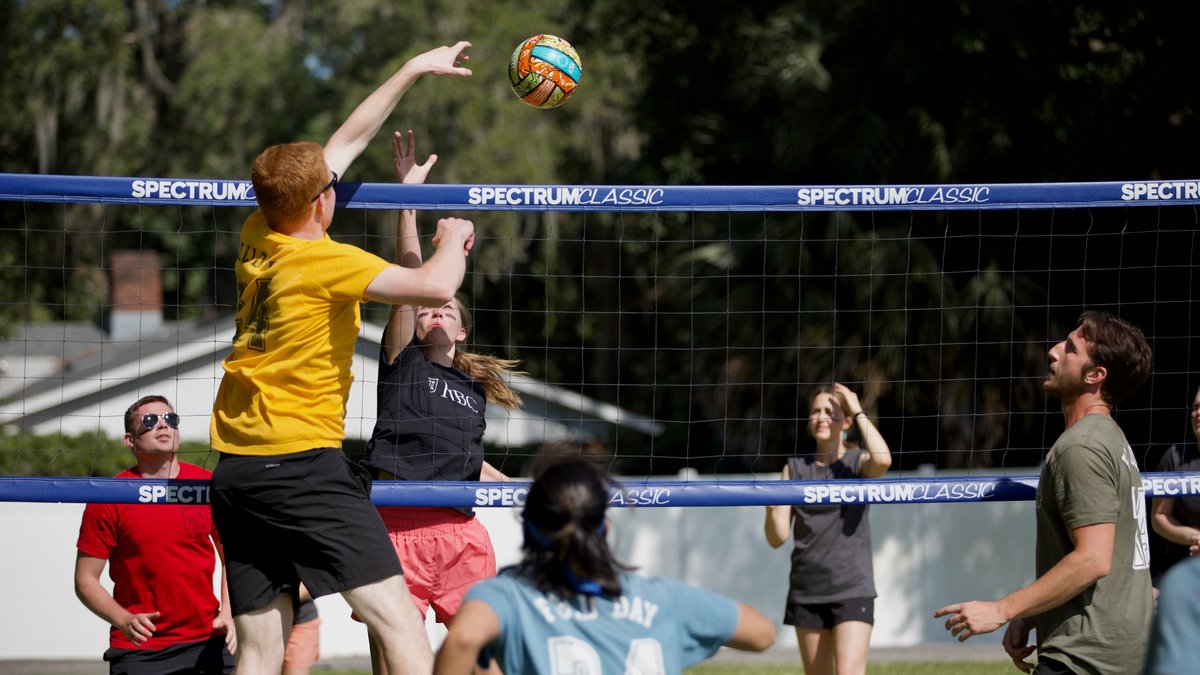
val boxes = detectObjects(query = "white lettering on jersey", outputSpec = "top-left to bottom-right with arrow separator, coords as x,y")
544,635 -> 666,675
533,596 -> 557,623
625,638 -> 666,675
1132,483 -> 1151,570
1122,443 -> 1151,571
1120,443 -> 1138,471
611,595 -> 659,629
547,636 -> 602,675
439,381 -> 480,412
535,594 -> 598,624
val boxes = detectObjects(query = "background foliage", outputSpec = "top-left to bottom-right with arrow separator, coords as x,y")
0,431 -> 218,476
4,0 -> 1200,473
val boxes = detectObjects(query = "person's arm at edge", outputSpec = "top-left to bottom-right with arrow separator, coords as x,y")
382,130 -> 434,363
1000,618 -> 1036,674
434,599 -> 501,675
995,521 -> 1115,619
363,219 -> 473,306
323,42 -> 471,177
213,537 -> 237,654
853,410 -> 891,478
725,602 -> 776,651
834,383 -> 892,478
74,552 -> 160,646
764,463 -> 792,548
934,522 -> 1115,637
480,462 -> 510,481
1151,497 -> 1200,548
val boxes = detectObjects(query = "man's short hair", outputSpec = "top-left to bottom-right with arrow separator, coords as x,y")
1076,310 -> 1152,406
250,141 -> 328,227
124,395 -> 173,434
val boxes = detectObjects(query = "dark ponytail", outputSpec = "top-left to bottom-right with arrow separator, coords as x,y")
512,458 -> 633,600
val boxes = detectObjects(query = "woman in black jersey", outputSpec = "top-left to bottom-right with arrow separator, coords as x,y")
1150,384 -> 1200,584
764,383 -> 892,675
361,131 -> 522,675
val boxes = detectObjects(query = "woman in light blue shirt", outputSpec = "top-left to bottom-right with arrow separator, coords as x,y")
434,458 -> 776,675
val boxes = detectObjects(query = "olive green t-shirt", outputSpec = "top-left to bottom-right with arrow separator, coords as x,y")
1035,413 -> 1153,675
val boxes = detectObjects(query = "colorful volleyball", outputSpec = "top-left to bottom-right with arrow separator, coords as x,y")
509,34 -> 582,109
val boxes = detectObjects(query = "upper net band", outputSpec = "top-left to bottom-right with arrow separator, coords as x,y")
2,172 -> 1199,506
2,173 -> 1200,210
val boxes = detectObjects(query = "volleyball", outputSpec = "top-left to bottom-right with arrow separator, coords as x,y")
509,34 -> 582,109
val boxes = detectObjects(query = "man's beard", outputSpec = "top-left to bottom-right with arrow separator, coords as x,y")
1044,367 -> 1088,401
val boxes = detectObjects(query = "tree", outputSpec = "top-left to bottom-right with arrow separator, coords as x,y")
4,0 -> 1199,471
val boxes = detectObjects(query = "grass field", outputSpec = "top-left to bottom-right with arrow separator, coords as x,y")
320,663 -> 1016,674
689,664 -> 1015,674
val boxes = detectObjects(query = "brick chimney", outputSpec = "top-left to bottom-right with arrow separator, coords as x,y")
107,250 -> 163,340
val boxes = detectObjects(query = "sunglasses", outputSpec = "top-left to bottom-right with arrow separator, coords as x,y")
139,412 -> 180,431
311,170 -> 339,202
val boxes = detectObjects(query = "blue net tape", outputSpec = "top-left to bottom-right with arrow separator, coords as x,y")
1,472 -> 1194,506
3,173 -> 1200,211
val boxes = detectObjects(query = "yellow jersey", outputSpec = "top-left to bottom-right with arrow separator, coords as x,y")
211,211 -> 390,455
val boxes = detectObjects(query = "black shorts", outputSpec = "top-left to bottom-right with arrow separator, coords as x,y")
210,447 -> 402,616
103,635 -> 233,675
1031,658 -> 1073,675
784,597 -> 875,629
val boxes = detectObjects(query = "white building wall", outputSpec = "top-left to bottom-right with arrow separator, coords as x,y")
0,479 -> 1033,661
17,352 -> 594,449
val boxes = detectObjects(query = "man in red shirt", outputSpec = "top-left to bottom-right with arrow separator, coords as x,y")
75,395 -> 236,674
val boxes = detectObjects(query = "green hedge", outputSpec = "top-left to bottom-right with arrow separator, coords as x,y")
1,433 -> 515,478
0,431 -> 220,476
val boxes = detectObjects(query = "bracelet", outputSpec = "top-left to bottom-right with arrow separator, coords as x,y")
854,412 -> 866,419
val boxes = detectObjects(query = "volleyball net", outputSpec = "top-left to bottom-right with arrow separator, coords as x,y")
2,173 -> 1200,506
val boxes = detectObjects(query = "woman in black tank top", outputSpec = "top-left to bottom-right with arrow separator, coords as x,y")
764,383 -> 892,675
361,131 -> 523,675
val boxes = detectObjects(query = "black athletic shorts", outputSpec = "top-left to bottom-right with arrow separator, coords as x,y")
784,596 -> 875,629
210,447 -> 402,616
1031,658 -> 1073,675
103,635 -> 233,675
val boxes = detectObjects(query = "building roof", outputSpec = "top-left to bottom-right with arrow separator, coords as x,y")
0,319 -> 663,447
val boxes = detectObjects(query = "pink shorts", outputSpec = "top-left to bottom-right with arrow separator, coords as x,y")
283,616 -> 320,669
378,507 -> 496,624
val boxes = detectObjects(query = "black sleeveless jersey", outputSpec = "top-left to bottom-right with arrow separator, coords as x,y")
365,342 -> 487,482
